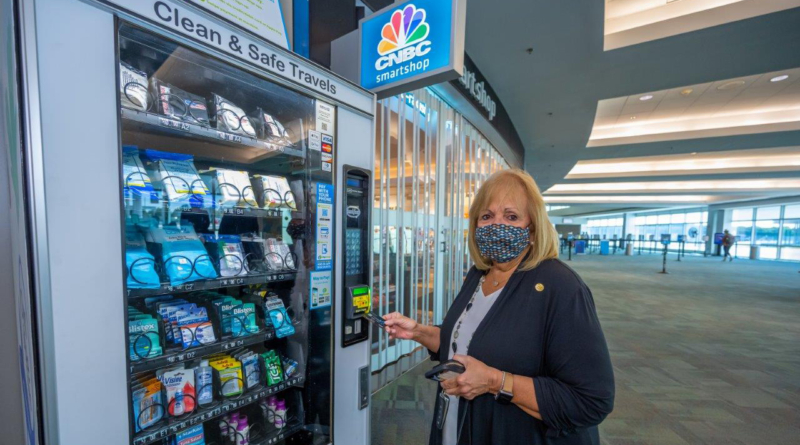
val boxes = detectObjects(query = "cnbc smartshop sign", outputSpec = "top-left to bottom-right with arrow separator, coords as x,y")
360,0 -> 466,98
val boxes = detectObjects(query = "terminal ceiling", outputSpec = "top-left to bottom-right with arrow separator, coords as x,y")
463,0 -> 800,217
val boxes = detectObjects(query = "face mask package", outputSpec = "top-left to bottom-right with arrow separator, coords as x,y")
157,367 -> 197,417
266,238 -> 295,270
212,93 -> 256,138
253,108 -> 295,148
254,175 -> 296,209
203,168 -> 258,208
125,225 -> 161,289
120,62 -> 149,111
131,376 -> 164,432
172,424 -> 205,445
122,146 -> 158,205
151,78 -> 210,126
264,296 -> 295,338
128,307 -> 163,360
143,150 -> 211,208
201,234 -> 249,277
148,223 -> 218,285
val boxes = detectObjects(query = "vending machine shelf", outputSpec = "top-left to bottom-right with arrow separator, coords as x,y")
121,108 -> 305,162
129,330 -> 277,375
126,271 -> 299,298
132,375 -> 305,445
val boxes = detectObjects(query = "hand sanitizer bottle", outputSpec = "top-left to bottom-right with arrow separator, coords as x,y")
235,415 -> 249,445
275,400 -> 286,428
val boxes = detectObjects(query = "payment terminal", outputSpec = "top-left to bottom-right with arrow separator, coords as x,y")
342,166 -> 372,347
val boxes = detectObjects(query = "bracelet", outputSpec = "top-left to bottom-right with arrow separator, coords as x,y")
498,371 -> 507,394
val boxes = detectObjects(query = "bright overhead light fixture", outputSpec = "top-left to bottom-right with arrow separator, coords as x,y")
639,95 -> 653,101
547,179 -> 800,193
717,80 -> 745,90
566,147 -> 800,179
770,75 -> 789,82
680,88 -> 693,96
543,195 -> 713,203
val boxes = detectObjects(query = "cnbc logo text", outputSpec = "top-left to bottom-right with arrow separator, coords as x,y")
373,4 -> 431,82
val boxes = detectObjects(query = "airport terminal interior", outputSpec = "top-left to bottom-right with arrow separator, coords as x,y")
1,0 -> 799,444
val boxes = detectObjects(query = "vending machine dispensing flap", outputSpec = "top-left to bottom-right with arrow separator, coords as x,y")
342,166 -> 371,347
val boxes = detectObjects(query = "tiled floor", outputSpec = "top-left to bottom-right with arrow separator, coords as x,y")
370,254 -> 800,445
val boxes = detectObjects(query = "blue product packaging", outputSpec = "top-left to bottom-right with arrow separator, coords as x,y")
149,223 -> 217,285
142,149 -> 211,209
177,307 -> 217,348
265,297 -> 295,339
230,303 -> 257,337
125,226 -> 160,289
174,424 -> 205,445
122,145 -> 157,201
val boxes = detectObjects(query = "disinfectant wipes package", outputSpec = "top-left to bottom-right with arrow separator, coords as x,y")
120,62 -> 149,111
201,234 -> 249,277
212,93 -> 256,137
143,150 -> 210,208
148,223 -> 217,285
125,225 -> 160,289
206,168 -> 258,208
122,146 -> 157,202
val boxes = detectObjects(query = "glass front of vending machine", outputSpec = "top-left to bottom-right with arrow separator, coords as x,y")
117,23 -> 335,445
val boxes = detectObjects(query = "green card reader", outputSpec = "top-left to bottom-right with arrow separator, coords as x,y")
342,166 -> 371,347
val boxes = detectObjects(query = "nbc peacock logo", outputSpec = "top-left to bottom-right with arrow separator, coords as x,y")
374,4 -> 432,72
378,4 -> 430,55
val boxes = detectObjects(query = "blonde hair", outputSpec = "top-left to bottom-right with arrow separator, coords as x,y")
468,169 -> 559,271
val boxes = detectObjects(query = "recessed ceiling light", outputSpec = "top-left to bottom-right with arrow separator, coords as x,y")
770,75 -> 789,82
690,152 -> 697,155
717,80 -> 745,90
629,116 -> 637,120
680,88 -> 693,96
639,95 -> 653,101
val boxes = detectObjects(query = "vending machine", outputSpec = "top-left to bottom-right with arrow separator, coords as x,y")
3,1 -> 374,444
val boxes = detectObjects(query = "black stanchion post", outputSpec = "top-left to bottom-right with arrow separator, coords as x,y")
660,245 -> 668,274
568,240 -> 573,261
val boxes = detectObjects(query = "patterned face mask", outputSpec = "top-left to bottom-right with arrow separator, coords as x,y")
475,224 -> 530,263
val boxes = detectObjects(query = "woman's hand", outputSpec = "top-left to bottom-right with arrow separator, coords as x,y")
440,354 -> 502,400
383,312 -> 418,341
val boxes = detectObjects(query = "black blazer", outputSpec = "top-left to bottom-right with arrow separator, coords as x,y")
428,259 -> 615,445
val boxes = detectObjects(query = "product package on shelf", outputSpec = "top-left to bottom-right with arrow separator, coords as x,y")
122,146 -> 158,204
212,93 -> 256,137
209,354 -> 244,397
203,168 -> 258,208
266,238 -> 295,270
151,78 -> 210,125
154,299 -> 217,349
143,150 -> 211,208
254,175 -> 296,209
128,307 -> 163,360
258,395 -> 289,429
125,225 -> 161,289
201,234 -> 249,277
252,108 -> 295,148
219,411 -> 251,445
147,223 -> 218,285
240,234 -> 267,273
120,62 -> 149,111
131,376 -> 164,433
210,296 -> 258,338
264,296 -> 295,339
262,350 -> 284,386
172,424 -> 206,445
234,350 -> 262,390
157,366 -> 197,417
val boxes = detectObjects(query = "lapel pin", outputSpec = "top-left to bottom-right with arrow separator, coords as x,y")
535,283 -> 544,292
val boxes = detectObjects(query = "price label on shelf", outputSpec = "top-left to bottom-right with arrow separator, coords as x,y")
217,131 -> 243,143
159,117 -> 190,132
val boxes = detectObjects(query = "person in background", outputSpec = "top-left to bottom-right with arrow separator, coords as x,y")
722,229 -> 735,262
383,169 -> 614,445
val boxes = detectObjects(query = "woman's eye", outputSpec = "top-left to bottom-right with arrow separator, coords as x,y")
507,215 -> 518,221
481,214 -> 491,220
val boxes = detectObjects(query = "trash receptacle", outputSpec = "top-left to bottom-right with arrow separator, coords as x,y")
749,245 -> 760,260
600,240 -> 610,255
575,240 -> 585,254
625,243 -> 633,256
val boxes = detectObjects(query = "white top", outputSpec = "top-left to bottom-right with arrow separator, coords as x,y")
442,284 -> 503,445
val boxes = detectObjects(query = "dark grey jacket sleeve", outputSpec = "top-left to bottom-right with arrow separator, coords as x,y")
533,285 -> 615,437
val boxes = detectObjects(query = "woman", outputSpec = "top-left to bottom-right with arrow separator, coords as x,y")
384,169 -> 614,445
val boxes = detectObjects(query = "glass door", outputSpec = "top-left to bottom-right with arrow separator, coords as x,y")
118,23 -> 332,445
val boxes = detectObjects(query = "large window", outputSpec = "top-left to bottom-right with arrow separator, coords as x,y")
728,203 -> 800,261
585,217 -> 623,239
632,208 -> 708,253
371,88 -> 509,384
